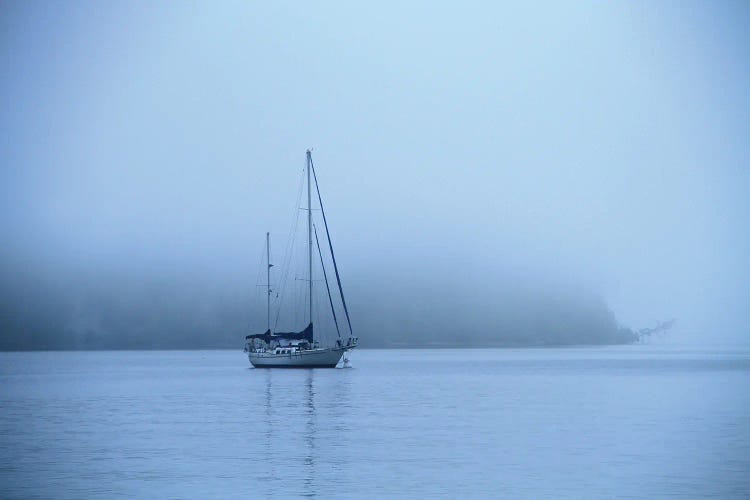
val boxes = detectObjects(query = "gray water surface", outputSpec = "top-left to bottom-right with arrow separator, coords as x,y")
1,347 -> 749,498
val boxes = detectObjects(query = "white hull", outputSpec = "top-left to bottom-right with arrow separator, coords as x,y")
248,347 -> 347,368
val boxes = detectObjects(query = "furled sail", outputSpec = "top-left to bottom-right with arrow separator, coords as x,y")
245,323 -> 313,342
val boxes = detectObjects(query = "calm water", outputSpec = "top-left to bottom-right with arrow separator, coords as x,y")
1,347 -> 749,498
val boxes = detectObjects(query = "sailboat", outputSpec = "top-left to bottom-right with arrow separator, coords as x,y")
244,150 -> 358,368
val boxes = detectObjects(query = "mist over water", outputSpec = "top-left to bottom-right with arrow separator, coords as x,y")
1,2 -> 749,349
1,4 -> 749,498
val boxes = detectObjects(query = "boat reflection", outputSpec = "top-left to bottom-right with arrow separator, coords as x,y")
303,371 -> 316,496
257,368 -> 353,497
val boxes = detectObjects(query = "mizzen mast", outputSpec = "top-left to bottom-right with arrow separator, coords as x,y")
266,231 -> 272,333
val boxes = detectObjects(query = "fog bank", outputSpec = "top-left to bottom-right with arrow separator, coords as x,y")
1,1 -> 748,348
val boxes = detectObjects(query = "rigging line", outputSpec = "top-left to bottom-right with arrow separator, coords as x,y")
250,237 -> 267,332
275,172 -> 304,331
273,167 -> 306,332
309,154 -> 354,337
253,236 -> 266,289
314,224 -> 341,338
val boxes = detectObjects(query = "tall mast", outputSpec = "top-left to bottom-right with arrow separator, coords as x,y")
266,231 -> 271,332
306,150 -> 313,328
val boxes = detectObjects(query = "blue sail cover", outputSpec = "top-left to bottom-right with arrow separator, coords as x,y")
245,329 -> 272,342
245,323 -> 313,343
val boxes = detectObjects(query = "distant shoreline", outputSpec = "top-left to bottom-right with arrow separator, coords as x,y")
0,343 -> 639,352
